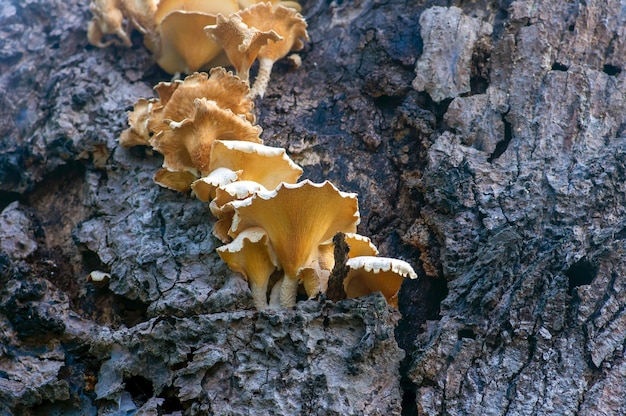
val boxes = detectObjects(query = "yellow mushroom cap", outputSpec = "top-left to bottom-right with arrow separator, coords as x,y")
318,233 -> 379,271
209,140 -> 303,190
153,168 -> 198,192
230,180 -> 360,307
204,12 -> 281,81
217,227 -> 279,309
344,256 -> 417,308
151,98 -> 262,175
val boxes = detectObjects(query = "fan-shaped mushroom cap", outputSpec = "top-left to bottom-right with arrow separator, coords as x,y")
230,180 -> 360,306
318,233 -> 379,271
344,256 -> 417,308
153,168 -> 198,192
209,140 -> 303,190
240,3 -> 309,97
119,98 -> 157,148
205,13 -> 281,82
191,167 -> 241,202
151,97 -> 262,175
217,227 -> 279,310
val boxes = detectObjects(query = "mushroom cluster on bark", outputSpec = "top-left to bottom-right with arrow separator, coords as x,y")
114,3 -> 417,310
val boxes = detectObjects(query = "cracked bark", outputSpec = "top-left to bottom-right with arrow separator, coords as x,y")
1,0 -> 626,415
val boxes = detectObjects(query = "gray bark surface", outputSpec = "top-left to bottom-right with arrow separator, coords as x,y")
0,0 -> 625,415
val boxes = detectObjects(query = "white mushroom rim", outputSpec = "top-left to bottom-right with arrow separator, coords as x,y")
346,256 -> 417,279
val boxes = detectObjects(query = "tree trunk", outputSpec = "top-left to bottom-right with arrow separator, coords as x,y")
0,0 -> 625,414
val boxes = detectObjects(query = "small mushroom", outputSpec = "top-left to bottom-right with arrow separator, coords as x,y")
150,97 -> 262,176
230,180 -> 360,307
217,227 -> 279,310
208,140 -> 303,190
343,256 -> 417,308
238,3 -> 309,98
205,13 -> 282,82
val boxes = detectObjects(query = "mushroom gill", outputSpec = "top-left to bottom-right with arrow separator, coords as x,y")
229,180 -> 360,307
217,227 -> 279,310
344,256 -> 417,308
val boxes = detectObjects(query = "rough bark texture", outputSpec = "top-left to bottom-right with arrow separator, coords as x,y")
1,0 -> 625,415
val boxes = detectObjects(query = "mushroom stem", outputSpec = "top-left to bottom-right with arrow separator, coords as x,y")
268,277 -> 283,309
250,58 -> 274,99
279,274 -> 299,307
250,279 -> 269,310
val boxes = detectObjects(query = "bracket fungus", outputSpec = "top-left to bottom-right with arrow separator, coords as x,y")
344,256 -> 417,308
217,227 -> 279,310
229,180 -> 360,307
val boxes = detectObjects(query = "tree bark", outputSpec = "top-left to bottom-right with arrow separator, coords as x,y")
1,0 -> 625,415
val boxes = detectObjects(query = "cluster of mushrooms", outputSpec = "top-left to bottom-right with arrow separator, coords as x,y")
88,0 -> 305,97
105,1 -> 417,310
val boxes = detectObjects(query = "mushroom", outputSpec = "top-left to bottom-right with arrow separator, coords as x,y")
208,140 -> 303,190
229,180 -> 360,307
237,3 -> 309,98
152,0 -> 240,74
204,13 -> 282,82
217,227 -> 279,310
343,256 -> 417,308
150,97 -> 262,176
